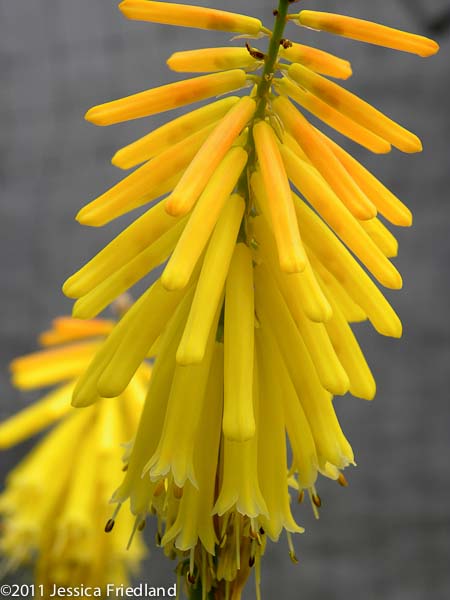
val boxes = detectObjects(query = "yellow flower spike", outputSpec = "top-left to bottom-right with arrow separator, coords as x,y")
308,255 -> 367,324
359,218 -> 398,259
273,95 -> 377,220
167,47 -> 261,74
97,279 -> 193,398
280,145 -> 403,290
85,69 -> 248,126
162,343 -> 223,554
77,123 -> 216,227
280,42 -> 352,80
0,382 -> 73,449
254,263 -> 353,469
73,219 -> 186,319
288,63 -> 423,153
319,285 -> 376,401
162,148 -> 247,292
214,357 -> 268,518
315,129 -> 413,227
112,96 -> 239,169
165,96 -> 255,217
255,331 -> 304,540
64,200 -> 183,299
275,77 -> 391,154
293,195 -> 402,338
147,300 -> 221,488
119,1 -> 264,36
223,243 -> 256,442
296,10 -> 440,58
177,194 -> 245,365
253,120 -> 307,274
11,341 -> 100,389
252,213 -> 332,323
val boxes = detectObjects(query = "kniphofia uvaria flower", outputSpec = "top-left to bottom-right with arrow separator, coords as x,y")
0,317 -> 149,591
62,2 -> 439,598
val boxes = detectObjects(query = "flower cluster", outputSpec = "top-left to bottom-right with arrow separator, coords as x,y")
60,2 -> 438,598
0,317 -> 149,592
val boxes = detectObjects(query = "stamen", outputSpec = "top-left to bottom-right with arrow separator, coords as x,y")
338,473 -> 349,487
235,515 -> 241,571
287,532 -> 299,564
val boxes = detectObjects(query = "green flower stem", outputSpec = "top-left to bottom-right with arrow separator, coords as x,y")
254,0 -> 291,118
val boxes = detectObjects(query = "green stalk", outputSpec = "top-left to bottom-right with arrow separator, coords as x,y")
254,0 -> 291,118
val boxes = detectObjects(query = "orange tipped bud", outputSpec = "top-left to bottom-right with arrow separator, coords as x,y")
297,10 -> 439,57
280,43 -> 352,80
119,1 -> 263,35
85,69 -> 247,126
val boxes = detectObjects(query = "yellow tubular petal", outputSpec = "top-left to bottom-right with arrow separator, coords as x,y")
97,279 -> 191,398
297,11 -> 439,57
280,145 -> 402,289
167,47 -> 260,74
10,340 -> 99,374
165,96 -> 255,217
113,292 -> 190,507
288,64 -> 422,153
162,343 -> 223,554
38,317 -> 114,346
148,299 -> 220,488
264,326 -> 318,490
71,283 -> 167,407
275,77 -> 391,154
293,195 -> 402,338
261,262 -> 348,395
308,252 -> 367,323
274,96 -> 377,220
0,382 -> 74,449
280,43 -> 352,79
77,124 -> 216,227
223,243 -> 255,442
162,146 -> 248,290
214,355 -> 268,518
252,214 -> 332,323
253,120 -> 307,273
177,194 -> 245,365
58,432 -> 97,534
73,219 -> 186,319
256,331 -> 304,540
320,286 -> 376,401
359,218 -> 398,258
316,129 -> 412,226
254,264 -> 352,469
119,1 -> 263,35
64,199 -> 182,299
11,345 -> 98,390
112,97 -> 239,169
85,69 -> 248,126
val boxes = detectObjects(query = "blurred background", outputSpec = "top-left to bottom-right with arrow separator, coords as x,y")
1,0 -> 449,598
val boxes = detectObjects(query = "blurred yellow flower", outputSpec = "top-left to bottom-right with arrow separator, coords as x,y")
62,2 -> 438,598
0,317 -> 149,591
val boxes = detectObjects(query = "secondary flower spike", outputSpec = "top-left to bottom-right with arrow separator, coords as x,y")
66,2 -> 438,598
0,317 -> 149,590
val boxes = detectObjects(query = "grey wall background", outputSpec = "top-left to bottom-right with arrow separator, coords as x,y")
1,1 -> 449,598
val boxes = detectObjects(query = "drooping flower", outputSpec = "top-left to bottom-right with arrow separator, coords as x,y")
0,317 -> 149,590
63,2 -> 438,598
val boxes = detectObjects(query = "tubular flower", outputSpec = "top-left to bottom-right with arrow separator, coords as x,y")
65,2 -> 438,598
0,317 -> 149,592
